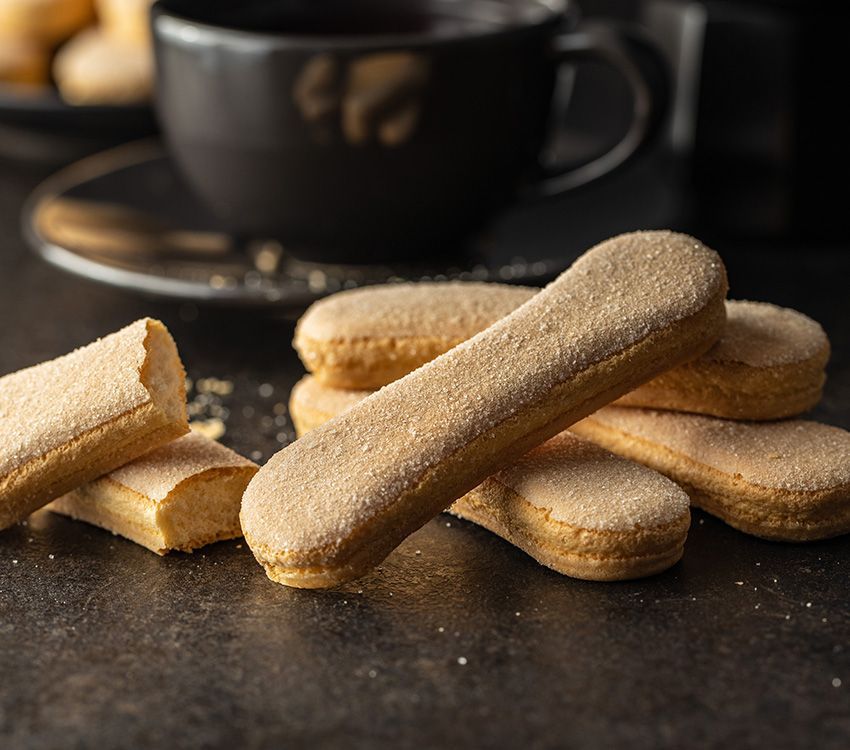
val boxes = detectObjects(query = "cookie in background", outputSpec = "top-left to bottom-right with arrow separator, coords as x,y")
95,0 -> 152,45
0,37 -> 49,86
0,0 -> 94,47
53,27 -> 152,105
0,0 -> 155,104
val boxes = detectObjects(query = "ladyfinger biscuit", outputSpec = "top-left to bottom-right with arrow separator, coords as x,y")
0,318 -> 188,530
242,230 -> 728,588
571,407 -> 850,541
298,283 -> 828,419
452,432 -> 690,580
616,300 -> 829,419
0,38 -> 49,86
48,432 -> 257,555
289,376 -> 690,580
0,0 -> 94,46
293,282 -> 536,389
289,375 -> 372,437
53,28 -> 153,105
95,0 -> 152,45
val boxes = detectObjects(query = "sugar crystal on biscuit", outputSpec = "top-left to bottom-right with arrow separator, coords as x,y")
588,407 -> 850,493
707,300 -> 828,367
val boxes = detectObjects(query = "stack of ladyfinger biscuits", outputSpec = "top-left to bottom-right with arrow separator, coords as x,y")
3,232 -> 847,589
270,230 -> 850,587
0,318 -> 257,555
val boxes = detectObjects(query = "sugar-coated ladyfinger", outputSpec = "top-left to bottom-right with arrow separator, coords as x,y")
293,282 -> 537,389
617,301 -> 829,419
297,283 -> 828,420
0,318 -> 188,530
48,432 -> 258,555
242,230 -> 728,588
289,375 -> 372,437
451,432 -> 690,580
571,407 -> 850,541
289,376 -> 690,580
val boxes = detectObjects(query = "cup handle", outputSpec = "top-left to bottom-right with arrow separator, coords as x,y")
528,21 -> 671,198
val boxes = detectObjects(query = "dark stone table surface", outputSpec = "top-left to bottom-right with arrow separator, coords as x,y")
0,157 -> 848,750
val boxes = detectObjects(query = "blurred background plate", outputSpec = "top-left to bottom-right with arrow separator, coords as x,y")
23,139 -> 618,312
0,85 -> 157,162
0,85 -> 153,130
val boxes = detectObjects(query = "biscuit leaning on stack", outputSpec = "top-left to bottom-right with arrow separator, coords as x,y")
243,230 -> 728,589
290,377 -> 692,581
291,274 -> 848,544
0,318 -> 257,555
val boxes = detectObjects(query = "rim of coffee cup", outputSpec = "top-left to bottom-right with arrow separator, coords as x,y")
152,0 -> 574,50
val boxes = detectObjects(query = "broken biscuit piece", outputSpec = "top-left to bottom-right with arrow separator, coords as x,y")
0,318 -> 188,530
49,432 -> 257,554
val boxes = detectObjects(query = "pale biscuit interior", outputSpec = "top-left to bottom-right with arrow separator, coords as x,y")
49,432 -> 258,555
0,318 -> 188,528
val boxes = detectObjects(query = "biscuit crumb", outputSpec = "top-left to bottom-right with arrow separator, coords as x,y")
190,419 -> 226,440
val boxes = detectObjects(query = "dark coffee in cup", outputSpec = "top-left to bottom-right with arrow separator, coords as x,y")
153,0 -> 668,263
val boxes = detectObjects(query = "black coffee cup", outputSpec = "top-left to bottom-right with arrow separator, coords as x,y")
153,0 -> 668,263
